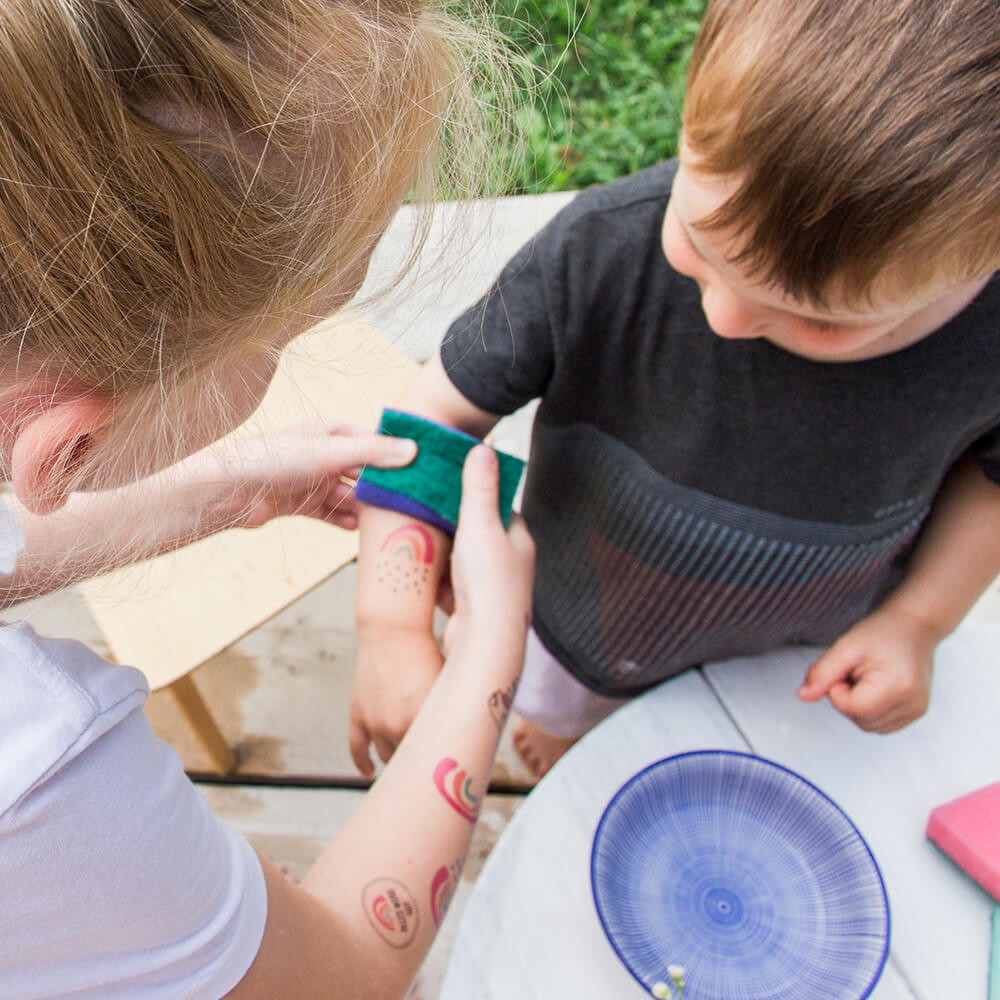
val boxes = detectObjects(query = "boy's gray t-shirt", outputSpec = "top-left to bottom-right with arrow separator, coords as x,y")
440,160 -> 1000,696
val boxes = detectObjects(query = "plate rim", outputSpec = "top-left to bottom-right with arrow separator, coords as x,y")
589,748 -> 891,1000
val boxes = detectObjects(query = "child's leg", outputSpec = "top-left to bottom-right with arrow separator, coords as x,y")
512,629 -> 628,779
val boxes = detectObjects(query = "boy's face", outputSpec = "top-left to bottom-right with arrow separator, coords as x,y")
661,157 -> 987,362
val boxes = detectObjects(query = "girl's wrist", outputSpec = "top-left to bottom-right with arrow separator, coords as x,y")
441,627 -> 526,686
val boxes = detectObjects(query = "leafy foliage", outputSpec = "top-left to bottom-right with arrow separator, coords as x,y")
485,0 -> 708,192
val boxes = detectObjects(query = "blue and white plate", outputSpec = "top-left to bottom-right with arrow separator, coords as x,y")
591,750 -> 889,1000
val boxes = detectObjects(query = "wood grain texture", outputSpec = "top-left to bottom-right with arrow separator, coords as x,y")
142,561 -> 537,790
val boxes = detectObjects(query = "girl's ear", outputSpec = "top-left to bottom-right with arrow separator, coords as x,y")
9,394 -> 114,514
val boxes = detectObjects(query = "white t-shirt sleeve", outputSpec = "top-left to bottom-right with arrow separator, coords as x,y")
0,626 -> 267,1000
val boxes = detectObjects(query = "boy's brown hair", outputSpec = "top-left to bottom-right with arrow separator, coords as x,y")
683,0 -> 1000,307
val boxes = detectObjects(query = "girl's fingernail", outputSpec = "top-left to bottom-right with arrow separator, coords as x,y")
392,438 -> 417,460
472,445 -> 496,465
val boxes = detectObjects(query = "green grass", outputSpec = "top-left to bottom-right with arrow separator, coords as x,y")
488,0 -> 709,193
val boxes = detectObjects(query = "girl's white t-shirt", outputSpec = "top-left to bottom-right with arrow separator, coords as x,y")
0,501 -> 267,999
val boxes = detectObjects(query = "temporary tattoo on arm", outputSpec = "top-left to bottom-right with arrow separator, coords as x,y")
432,757 -> 481,822
430,858 -> 466,928
376,522 -> 435,596
488,678 -> 519,732
361,878 -> 420,948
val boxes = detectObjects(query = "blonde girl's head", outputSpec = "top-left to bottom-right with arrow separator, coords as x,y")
0,0 -> 508,507
0,0 -> 501,389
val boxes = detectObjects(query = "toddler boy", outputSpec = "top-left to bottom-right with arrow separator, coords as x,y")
349,0 -> 1000,778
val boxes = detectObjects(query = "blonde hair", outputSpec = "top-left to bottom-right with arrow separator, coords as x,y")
683,0 -> 1000,306
0,0 -> 506,393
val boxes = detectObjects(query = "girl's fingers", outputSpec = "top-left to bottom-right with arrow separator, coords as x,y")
456,445 -> 500,533
326,510 -> 359,531
325,434 -> 416,472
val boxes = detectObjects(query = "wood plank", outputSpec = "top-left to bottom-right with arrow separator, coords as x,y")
703,624 -> 1000,1000
143,561 -> 537,790
358,194 -> 578,362
201,782 -> 522,1000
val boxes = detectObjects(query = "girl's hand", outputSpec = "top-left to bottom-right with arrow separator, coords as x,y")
443,446 -> 535,664
797,604 -> 938,733
200,419 -> 416,533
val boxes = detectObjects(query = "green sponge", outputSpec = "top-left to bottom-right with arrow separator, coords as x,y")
355,409 -> 525,534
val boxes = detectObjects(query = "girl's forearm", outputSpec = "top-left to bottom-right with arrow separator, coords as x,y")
300,631 -> 523,999
0,457 -> 227,607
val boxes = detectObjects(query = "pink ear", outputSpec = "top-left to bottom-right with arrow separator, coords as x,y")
10,394 -> 113,514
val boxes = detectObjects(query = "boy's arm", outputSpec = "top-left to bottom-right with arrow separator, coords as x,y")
350,355 -> 502,776
799,457 -> 1000,731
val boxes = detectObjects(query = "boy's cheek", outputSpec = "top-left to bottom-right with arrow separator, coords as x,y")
661,211 -> 699,280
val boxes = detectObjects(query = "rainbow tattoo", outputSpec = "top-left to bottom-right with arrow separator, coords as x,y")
380,522 -> 435,563
430,859 -> 465,928
376,522 -> 435,596
361,878 -> 419,949
432,757 -> 481,823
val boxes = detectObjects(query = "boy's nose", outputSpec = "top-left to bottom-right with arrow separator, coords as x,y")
700,286 -> 763,340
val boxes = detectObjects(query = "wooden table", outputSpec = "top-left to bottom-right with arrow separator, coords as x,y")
440,622 -> 1000,999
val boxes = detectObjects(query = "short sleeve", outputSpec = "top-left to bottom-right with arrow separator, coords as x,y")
440,221 -> 566,415
0,704 -> 267,1000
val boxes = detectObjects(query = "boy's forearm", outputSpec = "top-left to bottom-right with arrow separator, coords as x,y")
882,457 -> 1000,637
355,504 -> 451,630
355,354 -> 502,630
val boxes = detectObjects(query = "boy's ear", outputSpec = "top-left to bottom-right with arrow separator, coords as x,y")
9,394 -> 115,514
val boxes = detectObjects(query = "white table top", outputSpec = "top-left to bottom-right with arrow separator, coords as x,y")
440,622 -> 1000,1000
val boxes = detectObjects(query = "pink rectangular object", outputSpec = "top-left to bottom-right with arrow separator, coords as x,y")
927,782 -> 1000,902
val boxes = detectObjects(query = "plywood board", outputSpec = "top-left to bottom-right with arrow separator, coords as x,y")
79,311 -> 416,690
144,563 -> 537,790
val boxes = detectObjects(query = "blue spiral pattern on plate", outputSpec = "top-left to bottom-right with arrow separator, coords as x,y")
591,751 -> 889,1000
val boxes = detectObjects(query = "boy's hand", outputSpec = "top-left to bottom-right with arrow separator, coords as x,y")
349,626 -> 444,778
797,605 -> 938,733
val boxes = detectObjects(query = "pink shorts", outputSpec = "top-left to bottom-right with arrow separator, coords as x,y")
511,629 -> 629,740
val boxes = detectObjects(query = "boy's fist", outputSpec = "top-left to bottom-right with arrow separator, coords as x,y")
797,605 -> 937,733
